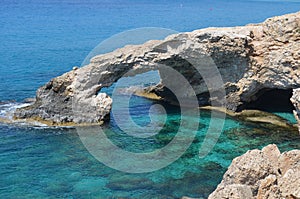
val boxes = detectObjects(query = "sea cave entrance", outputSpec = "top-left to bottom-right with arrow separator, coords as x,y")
241,88 -> 294,113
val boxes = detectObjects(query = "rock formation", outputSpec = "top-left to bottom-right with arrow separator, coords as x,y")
291,88 -> 300,134
14,11 -> 300,125
207,144 -> 300,199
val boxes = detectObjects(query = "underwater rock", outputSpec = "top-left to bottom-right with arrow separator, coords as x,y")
207,144 -> 300,199
201,106 -> 298,132
14,11 -> 300,125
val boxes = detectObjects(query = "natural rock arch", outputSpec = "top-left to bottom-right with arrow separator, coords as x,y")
14,11 -> 300,125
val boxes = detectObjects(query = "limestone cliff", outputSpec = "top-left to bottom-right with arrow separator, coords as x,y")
14,12 -> 300,125
207,144 -> 300,199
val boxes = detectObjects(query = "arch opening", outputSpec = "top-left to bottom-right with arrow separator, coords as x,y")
99,70 -> 161,96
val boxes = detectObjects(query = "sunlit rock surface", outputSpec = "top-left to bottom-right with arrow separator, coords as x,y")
207,144 -> 300,199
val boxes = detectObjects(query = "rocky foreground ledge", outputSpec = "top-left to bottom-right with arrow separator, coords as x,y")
182,144 -> 300,199
208,144 -> 300,199
14,11 -> 300,125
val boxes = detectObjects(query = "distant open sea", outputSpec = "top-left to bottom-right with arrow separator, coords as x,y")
1,0 -> 300,198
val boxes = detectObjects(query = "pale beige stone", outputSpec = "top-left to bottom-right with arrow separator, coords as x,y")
207,144 -> 300,199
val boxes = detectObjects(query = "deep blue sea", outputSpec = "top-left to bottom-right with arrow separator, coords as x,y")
1,0 -> 300,198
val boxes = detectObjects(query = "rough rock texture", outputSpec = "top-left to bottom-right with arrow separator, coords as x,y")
14,12 -> 300,125
291,88 -> 300,134
208,144 -> 300,199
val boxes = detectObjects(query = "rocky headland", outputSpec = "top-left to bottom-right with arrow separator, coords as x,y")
13,11 -> 300,126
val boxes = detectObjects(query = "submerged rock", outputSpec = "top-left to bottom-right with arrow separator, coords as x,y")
14,11 -> 300,125
201,106 -> 298,132
208,144 -> 300,199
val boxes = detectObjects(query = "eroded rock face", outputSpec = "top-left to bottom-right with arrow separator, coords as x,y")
14,12 -> 300,125
291,88 -> 300,134
208,144 -> 300,199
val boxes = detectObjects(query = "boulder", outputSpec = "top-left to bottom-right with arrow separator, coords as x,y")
208,144 -> 300,199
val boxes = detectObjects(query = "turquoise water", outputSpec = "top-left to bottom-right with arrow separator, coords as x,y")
1,98 -> 300,198
1,0 -> 300,198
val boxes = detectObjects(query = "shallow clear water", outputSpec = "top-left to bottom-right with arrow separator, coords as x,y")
1,0 -> 300,198
1,98 -> 300,198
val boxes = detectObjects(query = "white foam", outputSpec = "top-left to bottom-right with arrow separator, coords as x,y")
0,102 -> 31,119
0,102 -> 76,129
